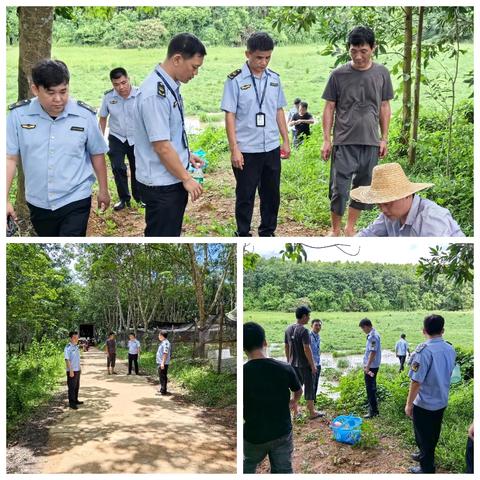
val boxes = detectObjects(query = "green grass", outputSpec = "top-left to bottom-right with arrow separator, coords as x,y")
244,310 -> 473,352
6,43 -> 473,116
113,345 -> 236,408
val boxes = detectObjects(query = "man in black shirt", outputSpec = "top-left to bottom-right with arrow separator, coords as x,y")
285,306 -> 323,419
289,101 -> 314,148
244,322 -> 302,474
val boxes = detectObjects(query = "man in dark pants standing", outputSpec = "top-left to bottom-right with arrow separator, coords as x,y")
284,306 -> 323,419
156,330 -> 171,395
104,331 -> 117,375
405,314 -> 456,473
64,331 -> 83,409
395,333 -> 410,372
244,322 -> 302,473
321,26 -> 393,236
7,59 -> 110,236
127,333 -> 141,375
99,67 -> 143,210
359,318 -> 381,418
133,33 -> 206,236
221,31 -> 290,237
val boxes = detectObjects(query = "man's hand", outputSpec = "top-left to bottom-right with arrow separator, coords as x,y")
231,146 -> 244,170
97,189 -> 111,212
321,140 -> 332,161
379,140 -> 388,158
7,201 -> 17,221
363,366 -> 371,375
189,153 -> 204,169
405,403 -> 413,418
160,363 -> 165,370
281,143 -> 291,159
183,177 -> 203,201
311,365 -> 317,376
468,423 -> 474,440
69,371 -> 74,378
289,399 -> 298,411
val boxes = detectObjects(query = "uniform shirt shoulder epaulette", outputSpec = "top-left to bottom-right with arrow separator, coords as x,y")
157,82 -> 166,98
8,98 -> 31,110
445,340 -> 453,345
104,88 -> 114,95
414,342 -> 427,353
77,100 -> 97,114
268,68 -> 280,76
227,68 -> 242,80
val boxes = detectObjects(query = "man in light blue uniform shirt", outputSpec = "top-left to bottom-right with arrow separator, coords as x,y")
359,318 -> 381,418
352,163 -> 464,237
7,59 -> 110,236
405,314 -> 456,473
99,67 -> 143,210
134,33 -> 206,236
395,333 -> 410,372
127,333 -> 141,375
309,319 -> 322,405
221,31 -> 290,237
64,331 -> 83,409
156,330 -> 172,395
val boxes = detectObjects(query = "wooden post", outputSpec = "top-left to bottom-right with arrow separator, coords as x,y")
217,301 -> 224,374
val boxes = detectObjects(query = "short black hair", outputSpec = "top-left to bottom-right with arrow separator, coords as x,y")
160,330 -> 168,339
401,333 -> 406,339
295,306 -> 311,319
247,32 -> 275,52
31,59 -> 70,89
167,33 -> 207,59
108,331 -> 115,336
244,322 -> 265,352
424,314 -> 445,335
110,67 -> 127,80
359,318 -> 372,328
294,97 -> 301,105
69,331 -> 78,338
347,26 -> 375,49
129,332 -> 136,337
311,318 -> 322,326
300,101 -> 308,109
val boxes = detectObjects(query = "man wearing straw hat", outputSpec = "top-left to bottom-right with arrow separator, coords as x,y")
351,163 -> 464,237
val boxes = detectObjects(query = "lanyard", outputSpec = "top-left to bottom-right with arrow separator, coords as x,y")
248,65 -> 268,112
155,69 -> 189,151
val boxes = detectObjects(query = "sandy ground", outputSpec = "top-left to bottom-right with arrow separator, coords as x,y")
9,348 -> 236,474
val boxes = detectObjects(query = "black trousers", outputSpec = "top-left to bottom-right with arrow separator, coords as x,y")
108,135 -> 141,202
28,196 -> 91,237
412,404 -> 446,473
139,182 -> 188,237
364,367 -> 379,414
465,436 -> 474,473
398,355 -> 407,371
233,147 -> 281,237
128,353 -> 139,374
66,371 -> 81,406
159,364 -> 169,394
107,353 -> 116,368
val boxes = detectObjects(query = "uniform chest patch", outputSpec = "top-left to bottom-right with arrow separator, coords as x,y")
270,82 -> 279,87
21,124 -> 36,129
70,126 -> 85,132
371,340 -> 376,347
240,84 -> 252,90
157,82 -> 166,97
110,100 -> 118,104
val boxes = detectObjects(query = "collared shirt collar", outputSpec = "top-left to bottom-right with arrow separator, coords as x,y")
402,194 -> 421,227
241,61 -> 271,80
112,86 -> 138,100
28,97 -> 73,120
425,336 -> 443,344
156,64 -> 180,93
368,328 -> 377,338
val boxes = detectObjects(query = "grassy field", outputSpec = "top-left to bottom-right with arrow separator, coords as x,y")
6,43 -> 473,117
244,310 -> 473,352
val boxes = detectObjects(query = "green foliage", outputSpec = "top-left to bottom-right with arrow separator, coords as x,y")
190,126 -> 229,172
336,358 -> 349,369
455,347 -> 473,381
353,420 -> 380,449
244,257 -> 473,313
7,339 -> 65,434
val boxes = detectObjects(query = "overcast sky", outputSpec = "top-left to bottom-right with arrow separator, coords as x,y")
245,239 -> 470,265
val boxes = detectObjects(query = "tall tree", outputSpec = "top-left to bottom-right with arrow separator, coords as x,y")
400,7 -> 413,149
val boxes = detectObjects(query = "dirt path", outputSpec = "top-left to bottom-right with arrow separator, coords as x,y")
257,413 -> 448,474
87,166 -> 324,237
10,348 -> 236,474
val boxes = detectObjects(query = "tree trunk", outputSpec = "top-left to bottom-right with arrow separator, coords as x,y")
408,7 -> 425,165
400,7 -> 413,151
217,302 -> 224,374
16,7 -> 54,221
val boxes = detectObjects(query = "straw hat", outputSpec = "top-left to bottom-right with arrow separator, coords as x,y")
350,162 -> 433,204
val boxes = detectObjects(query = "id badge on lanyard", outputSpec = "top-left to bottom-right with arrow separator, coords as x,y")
256,112 -> 266,127
250,68 -> 268,128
